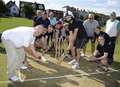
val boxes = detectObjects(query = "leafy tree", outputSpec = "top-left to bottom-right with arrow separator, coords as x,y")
23,4 -> 35,18
0,0 -> 7,16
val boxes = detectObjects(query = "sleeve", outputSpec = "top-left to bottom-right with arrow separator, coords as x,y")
117,22 -> 120,31
23,36 -> 32,47
23,39 -> 30,47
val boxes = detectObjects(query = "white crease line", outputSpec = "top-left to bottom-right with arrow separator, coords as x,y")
0,69 -> 120,84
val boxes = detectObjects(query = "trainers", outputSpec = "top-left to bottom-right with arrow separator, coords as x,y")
72,63 -> 80,69
41,56 -> 47,62
81,53 -> 85,57
20,65 -> 28,70
80,51 -> 85,57
68,59 -> 77,65
96,68 -> 102,73
9,76 -> 20,82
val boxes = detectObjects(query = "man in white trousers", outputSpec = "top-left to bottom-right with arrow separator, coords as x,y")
1,25 -> 46,82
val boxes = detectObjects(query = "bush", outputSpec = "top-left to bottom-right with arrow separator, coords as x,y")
23,4 -> 35,19
0,0 -> 7,16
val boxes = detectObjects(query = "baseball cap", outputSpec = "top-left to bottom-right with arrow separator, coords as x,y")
110,12 -> 116,16
64,11 -> 74,17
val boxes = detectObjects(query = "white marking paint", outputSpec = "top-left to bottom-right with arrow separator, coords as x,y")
0,69 -> 119,84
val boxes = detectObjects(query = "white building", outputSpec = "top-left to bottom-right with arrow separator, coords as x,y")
6,1 -> 19,16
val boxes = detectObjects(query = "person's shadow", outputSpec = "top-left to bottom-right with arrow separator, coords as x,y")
0,46 -> 6,54
5,52 -> 120,87
78,58 -> 120,87
8,58 -> 80,87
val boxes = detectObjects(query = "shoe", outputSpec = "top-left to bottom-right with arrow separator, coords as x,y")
72,63 -> 80,69
96,67 -> 101,73
81,53 -> 85,57
68,59 -> 77,65
41,56 -> 47,62
9,76 -> 20,82
20,65 -> 28,70
80,51 -> 85,57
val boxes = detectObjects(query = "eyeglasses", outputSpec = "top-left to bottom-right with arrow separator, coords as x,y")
88,18 -> 93,19
98,39 -> 104,40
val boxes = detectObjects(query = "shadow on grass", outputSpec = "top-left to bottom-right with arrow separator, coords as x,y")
0,46 -> 6,54
112,61 -> 120,70
79,58 -> 120,87
8,59 -> 80,87
89,72 -> 120,87
7,55 -> 120,87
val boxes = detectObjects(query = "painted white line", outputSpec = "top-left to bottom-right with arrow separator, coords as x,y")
0,69 -> 120,84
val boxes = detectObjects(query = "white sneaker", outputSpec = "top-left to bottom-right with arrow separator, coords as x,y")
72,63 -> 80,69
68,59 -> 77,65
81,52 -> 85,57
20,65 -> 28,70
9,76 -> 20,82
41,56 -> 47,62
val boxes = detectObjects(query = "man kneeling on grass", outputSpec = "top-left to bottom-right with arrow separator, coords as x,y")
89,35 -> 113,71
1,25 -> 47,82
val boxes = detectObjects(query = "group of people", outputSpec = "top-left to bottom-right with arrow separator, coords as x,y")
1,10 -> 120,82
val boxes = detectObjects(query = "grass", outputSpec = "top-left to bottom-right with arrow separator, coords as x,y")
0,17 -> 120,87
0,17 -> 32,32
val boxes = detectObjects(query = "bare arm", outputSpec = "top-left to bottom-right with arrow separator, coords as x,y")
96,53 -> 108,60
89,50 -> 98,60
24,45 -> 40,58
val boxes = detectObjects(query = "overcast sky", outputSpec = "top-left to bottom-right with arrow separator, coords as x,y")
3,0 -> 120,16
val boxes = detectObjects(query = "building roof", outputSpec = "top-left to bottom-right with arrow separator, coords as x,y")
6,1 -> 16,8
20,1 -> 45,10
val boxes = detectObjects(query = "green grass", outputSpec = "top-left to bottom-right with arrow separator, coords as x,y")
0,17 -> 32,32
0,17 -> 120,87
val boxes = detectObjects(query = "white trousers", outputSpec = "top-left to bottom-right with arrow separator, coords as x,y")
1,37 -> 25,78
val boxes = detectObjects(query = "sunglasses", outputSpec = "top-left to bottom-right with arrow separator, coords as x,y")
98,38 -> 104,40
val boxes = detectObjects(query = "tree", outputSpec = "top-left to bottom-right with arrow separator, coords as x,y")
23,4 -> 35,18
0,0 -> 7,16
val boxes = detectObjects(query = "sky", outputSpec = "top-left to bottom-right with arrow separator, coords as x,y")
3,0 -> 120,16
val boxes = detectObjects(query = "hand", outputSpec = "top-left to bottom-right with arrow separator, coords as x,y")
35,52 -> 42,59
89,56 -> 97,61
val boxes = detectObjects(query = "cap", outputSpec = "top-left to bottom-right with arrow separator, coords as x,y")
64,11 -> 74,17
110,12 -> 116,16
